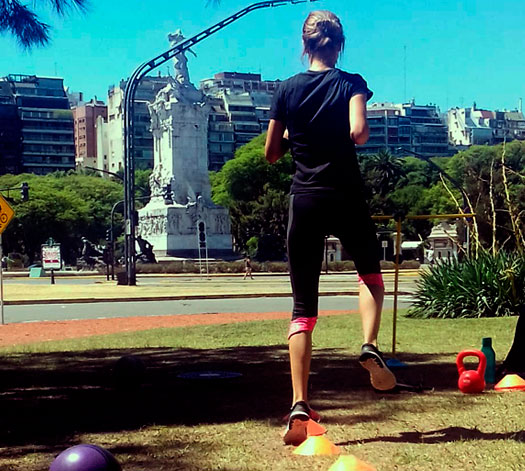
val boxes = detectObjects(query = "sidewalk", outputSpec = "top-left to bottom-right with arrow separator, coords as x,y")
0,271 -> 419,305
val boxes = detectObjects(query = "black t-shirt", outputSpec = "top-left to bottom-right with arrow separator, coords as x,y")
270,68 -> 372,195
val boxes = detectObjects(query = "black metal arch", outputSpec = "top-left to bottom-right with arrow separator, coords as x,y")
123,0 -> 318,285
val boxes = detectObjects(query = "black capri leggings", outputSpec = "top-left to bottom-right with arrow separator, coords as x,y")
287,192 -> 381,319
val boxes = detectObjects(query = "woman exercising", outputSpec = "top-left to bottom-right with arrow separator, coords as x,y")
265,10 -> 396,446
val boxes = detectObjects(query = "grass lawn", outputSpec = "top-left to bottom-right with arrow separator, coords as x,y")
0,310 -> 523,470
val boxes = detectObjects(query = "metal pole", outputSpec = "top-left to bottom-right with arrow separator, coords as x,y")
197,222 -> 203,278
324,236 -> 328,274
111,200 -> 123,281
392,218 -> 402,356
0,234 -> 4,325
205,235 -> 209,279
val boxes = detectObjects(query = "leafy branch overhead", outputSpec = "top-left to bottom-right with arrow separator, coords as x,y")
0,0 -> 88,48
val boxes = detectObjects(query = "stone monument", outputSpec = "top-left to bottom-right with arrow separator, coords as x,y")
137,30 -> 233,259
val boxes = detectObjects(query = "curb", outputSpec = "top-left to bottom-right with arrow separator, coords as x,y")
4,291 -> 413,306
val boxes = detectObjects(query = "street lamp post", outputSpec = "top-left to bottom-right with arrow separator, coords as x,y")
122,0 -> 319,285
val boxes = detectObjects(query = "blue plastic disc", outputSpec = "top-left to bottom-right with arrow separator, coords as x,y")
386,358 -> 409,368
177,370 -> 242,379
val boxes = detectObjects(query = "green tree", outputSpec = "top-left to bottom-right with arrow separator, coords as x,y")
366,149 -> 406,197
446,141 -> 525,251
210,134 -> 293,259
0,172 -> 122,264
134,168 -> 152,202
1,0 -> 88,49
358,149 -> 407,215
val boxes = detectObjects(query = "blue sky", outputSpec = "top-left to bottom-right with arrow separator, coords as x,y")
1,0 -> 524,111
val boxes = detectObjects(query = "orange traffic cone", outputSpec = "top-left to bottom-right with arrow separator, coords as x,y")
307,419 -> 327,436
328,455 -> 376,471
494,374 -> 525,391
293,435 -> 341,456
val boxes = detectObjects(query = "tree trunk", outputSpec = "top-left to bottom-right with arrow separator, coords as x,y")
498,306 -> 525,377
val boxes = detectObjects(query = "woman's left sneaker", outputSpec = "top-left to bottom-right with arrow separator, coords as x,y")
359,343 -> 397,391
283,401 -> 310,446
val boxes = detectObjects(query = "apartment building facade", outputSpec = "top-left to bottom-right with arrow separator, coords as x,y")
359,101 -> 450,156
448,104 -> 525,147
0,74 -> 75,175
200,72 -> 278,168
72,99 -> 107,170
0,80 -> 22,174
94,76 -> 173,175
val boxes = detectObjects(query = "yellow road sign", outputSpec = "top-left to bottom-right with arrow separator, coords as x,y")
0,193 -> 15,234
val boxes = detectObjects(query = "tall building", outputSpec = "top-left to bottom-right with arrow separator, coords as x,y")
359,101 -> 449,156
200,71 -> 279,95
448,103 -> 525,147
207,96 -> 235,172
504,110 -> 525,141
96,76 -> 173,175
93,72 -> 278,175
0,80 -> 22,174
73,98 -> 107,170
200,72 -> 279,168
0,74 -> 75,174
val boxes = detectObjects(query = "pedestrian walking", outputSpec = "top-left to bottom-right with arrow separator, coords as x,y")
243,256 -> 254,280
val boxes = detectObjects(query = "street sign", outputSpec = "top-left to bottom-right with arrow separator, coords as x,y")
0,193 -> 15,235
381,240 -> 388,248
42,244 -> 62,270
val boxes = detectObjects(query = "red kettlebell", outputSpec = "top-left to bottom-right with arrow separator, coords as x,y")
456,349 -> 486,394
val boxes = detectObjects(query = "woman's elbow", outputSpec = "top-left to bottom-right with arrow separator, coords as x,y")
351,127 -> 369,145
264,146 -> 279,164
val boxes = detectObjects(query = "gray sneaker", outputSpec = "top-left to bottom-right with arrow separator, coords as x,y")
359,343 -> 397,391
283,401 -> 310,446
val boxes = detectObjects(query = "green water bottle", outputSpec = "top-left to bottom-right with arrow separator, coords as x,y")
481,337 -> 496,384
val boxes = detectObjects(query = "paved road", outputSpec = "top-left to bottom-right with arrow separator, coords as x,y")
3,295 -> 414,324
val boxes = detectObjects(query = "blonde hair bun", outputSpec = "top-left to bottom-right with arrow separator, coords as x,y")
302,11 -> 345,58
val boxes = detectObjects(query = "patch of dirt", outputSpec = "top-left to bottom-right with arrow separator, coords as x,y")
0,310 -> 354,347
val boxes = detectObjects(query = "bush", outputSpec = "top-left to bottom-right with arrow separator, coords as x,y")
263,261 -> 288,272
407,251 -> 525,319
400,260 -> 421,269
321,261 -> 356,272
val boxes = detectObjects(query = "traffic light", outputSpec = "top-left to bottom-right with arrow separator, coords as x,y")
197,220 -> 206,248
105,228 -> 112,242
20,182 -> 29,201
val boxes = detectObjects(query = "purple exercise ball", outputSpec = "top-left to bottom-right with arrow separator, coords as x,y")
50,444 -> 121,471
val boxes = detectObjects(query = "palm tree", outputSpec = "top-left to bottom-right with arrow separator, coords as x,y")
0,0 -> 88,49
369,148 -> 405,197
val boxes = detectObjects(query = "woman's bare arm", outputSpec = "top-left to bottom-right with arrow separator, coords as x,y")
265,119 -> 289,163
349,93 -> 370,145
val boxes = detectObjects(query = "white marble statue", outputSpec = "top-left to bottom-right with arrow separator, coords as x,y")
167,29 -> 197,86
138,30 -> 232,259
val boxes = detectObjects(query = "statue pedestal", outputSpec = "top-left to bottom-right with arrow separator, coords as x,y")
138,199 -> 232,258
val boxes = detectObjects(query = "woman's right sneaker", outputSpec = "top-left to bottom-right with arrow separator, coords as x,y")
359,343 -> 397,391
283,401 -> 310,446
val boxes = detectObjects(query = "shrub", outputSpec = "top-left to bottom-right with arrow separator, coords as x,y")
407,251 -> 525,319
264,261 -> 289,272
400,260 -> 421,269
321,260 -> 356,272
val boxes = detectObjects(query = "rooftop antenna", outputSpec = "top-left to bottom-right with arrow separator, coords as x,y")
403,45 -> 407,103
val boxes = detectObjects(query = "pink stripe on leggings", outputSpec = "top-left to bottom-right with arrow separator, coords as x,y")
358,273 -> 384,287
288,317 -> 317,339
